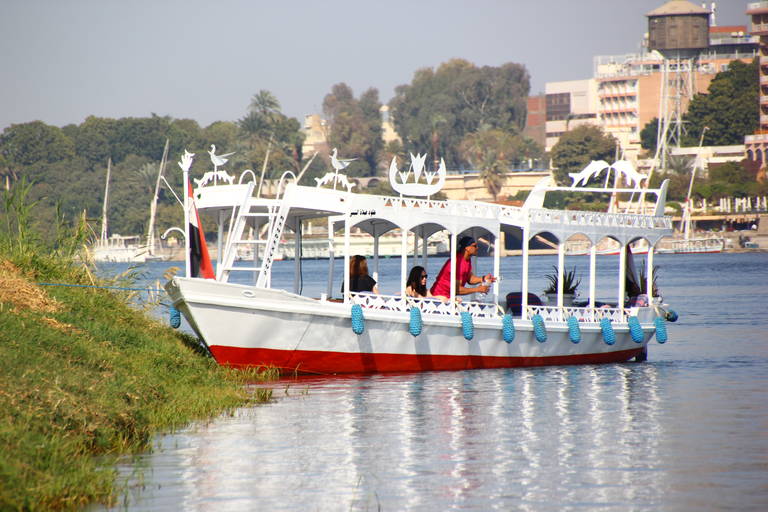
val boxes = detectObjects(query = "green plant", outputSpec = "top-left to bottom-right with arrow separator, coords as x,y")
543,266 -> 581,295
626,262 -> 660,297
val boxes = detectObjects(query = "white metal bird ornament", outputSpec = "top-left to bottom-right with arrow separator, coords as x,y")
330,148 -> 356,173
208,145 -> 235,172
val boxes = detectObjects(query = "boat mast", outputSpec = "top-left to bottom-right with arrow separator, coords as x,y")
100,157 -> 112,244
683,126 -> 708,240
147,138 -> 169,255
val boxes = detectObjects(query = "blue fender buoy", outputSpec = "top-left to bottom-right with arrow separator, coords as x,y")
460,311 -> 474,341
351,304 -> 365,335
502,314 -> 515,343
567,316 -> 581,344
665,309 -> 679,322
628,316 -> 644,343
654,316 -> 668,343
409,307 -> 422,337
532,314 -> 547,343
600,317 -> 616,345
169,306 -> 181,329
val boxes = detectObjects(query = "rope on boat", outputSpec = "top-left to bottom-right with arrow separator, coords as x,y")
654,316 -> 668,343
628,316 -> 644,343
567,316 -> 581,344
351,304 -> 365,335
460,311 -> 474,341
36,282 -> 164,293
409,306 -> 422,337
531,314 -> 547,343
502,314 -> 515,343
600,318 -> 616,345
37,282 -> 181,328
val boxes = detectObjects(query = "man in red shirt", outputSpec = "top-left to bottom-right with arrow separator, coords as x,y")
430,236 -> 496,300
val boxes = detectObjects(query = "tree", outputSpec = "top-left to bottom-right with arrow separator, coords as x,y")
323,83 -> 382,176
681,59 -> 758,146
550,125 -> 617,185
640,117 -> 659,153
0,121 -> 75,168
460,129 -> 542,201
237,90 -> 305,178
389,59 -> 530,168
640,59 -> 758,152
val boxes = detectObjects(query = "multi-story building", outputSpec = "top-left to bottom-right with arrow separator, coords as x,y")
594,25 -> 755,161
523,94 -> 546,149
540,1 -> 757,162
544,79 -> 599,152
745,1 -> 768,179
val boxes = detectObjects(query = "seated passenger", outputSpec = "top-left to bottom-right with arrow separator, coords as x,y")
505,292 -> 543,316
343,255 -> 378,294
430,236 -> 496,300
405,266 -> 431,298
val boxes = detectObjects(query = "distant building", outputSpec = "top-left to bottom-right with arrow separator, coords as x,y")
380,105 -> 401,145
544,79 -> 599,152
595,24 -> 755,161
300,107 -> 402,157
523,94 -> 546,149
745,1 -> 768,181
301,114 -> 329,157
543,0 -> 756,162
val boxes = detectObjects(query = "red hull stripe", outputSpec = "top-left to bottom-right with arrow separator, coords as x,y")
209,346 -> 645,375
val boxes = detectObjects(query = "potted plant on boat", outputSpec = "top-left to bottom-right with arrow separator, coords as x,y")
625,262 -> 660,306
543,266 -> 581,306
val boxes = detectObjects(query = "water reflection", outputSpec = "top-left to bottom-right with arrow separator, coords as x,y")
98,253 -> 768,511
109,364 -> 737,511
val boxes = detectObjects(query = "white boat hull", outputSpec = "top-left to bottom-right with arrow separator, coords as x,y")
166,278 -> 655,374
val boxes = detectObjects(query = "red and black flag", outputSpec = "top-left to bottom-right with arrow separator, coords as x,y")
188,180 -> 215,279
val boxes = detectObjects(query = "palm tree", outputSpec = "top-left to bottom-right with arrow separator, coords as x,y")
249,90 -> 280,119
460,129 -> 513,201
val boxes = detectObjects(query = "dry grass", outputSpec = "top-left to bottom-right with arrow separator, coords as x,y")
0,259 -> 62,313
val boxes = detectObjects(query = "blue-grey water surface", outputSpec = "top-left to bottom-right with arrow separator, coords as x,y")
99,253 -> 768,511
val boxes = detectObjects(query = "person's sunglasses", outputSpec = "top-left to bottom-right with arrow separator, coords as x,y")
421,274 -> 428,279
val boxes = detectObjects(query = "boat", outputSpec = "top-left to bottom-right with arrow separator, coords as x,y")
165,151 -> 677,375
91,143 -> 170,263
91,158 -> 150,263
658,130 -> 724,254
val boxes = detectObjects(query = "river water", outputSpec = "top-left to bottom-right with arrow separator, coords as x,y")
99,252 -> 768,511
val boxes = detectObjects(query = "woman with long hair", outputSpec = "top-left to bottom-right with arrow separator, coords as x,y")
345,255 -> 378,294
405,265 -> 430,298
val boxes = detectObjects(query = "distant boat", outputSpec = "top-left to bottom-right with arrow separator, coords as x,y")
92,233 -> 150,263
658,129 -> 724,255
656,236 -> 724,254
91,152 -> 167,263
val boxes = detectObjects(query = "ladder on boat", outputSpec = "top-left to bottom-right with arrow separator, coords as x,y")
216,183 -> 290,287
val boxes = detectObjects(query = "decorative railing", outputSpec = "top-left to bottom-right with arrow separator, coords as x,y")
526,305 -> 631,324
349,293 -> 501,319
368,195 -> 511,221
528,208 -> 672,230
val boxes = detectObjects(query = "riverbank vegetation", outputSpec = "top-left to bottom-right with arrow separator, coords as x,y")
0,185 -> 275,510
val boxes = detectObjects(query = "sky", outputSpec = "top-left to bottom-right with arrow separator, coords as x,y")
0,0 -> 750,132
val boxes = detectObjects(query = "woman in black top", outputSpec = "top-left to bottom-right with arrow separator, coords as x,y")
346,255 -> 378,294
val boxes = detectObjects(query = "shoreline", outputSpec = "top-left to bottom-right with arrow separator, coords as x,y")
0,253 -> 275,510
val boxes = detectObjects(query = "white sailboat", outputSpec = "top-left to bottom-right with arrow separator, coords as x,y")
91,158 -> 148,263
91,143 -> 170,263
659,147 -> 724,254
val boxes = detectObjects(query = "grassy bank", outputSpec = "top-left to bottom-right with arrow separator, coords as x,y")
0,233 -> 274,509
